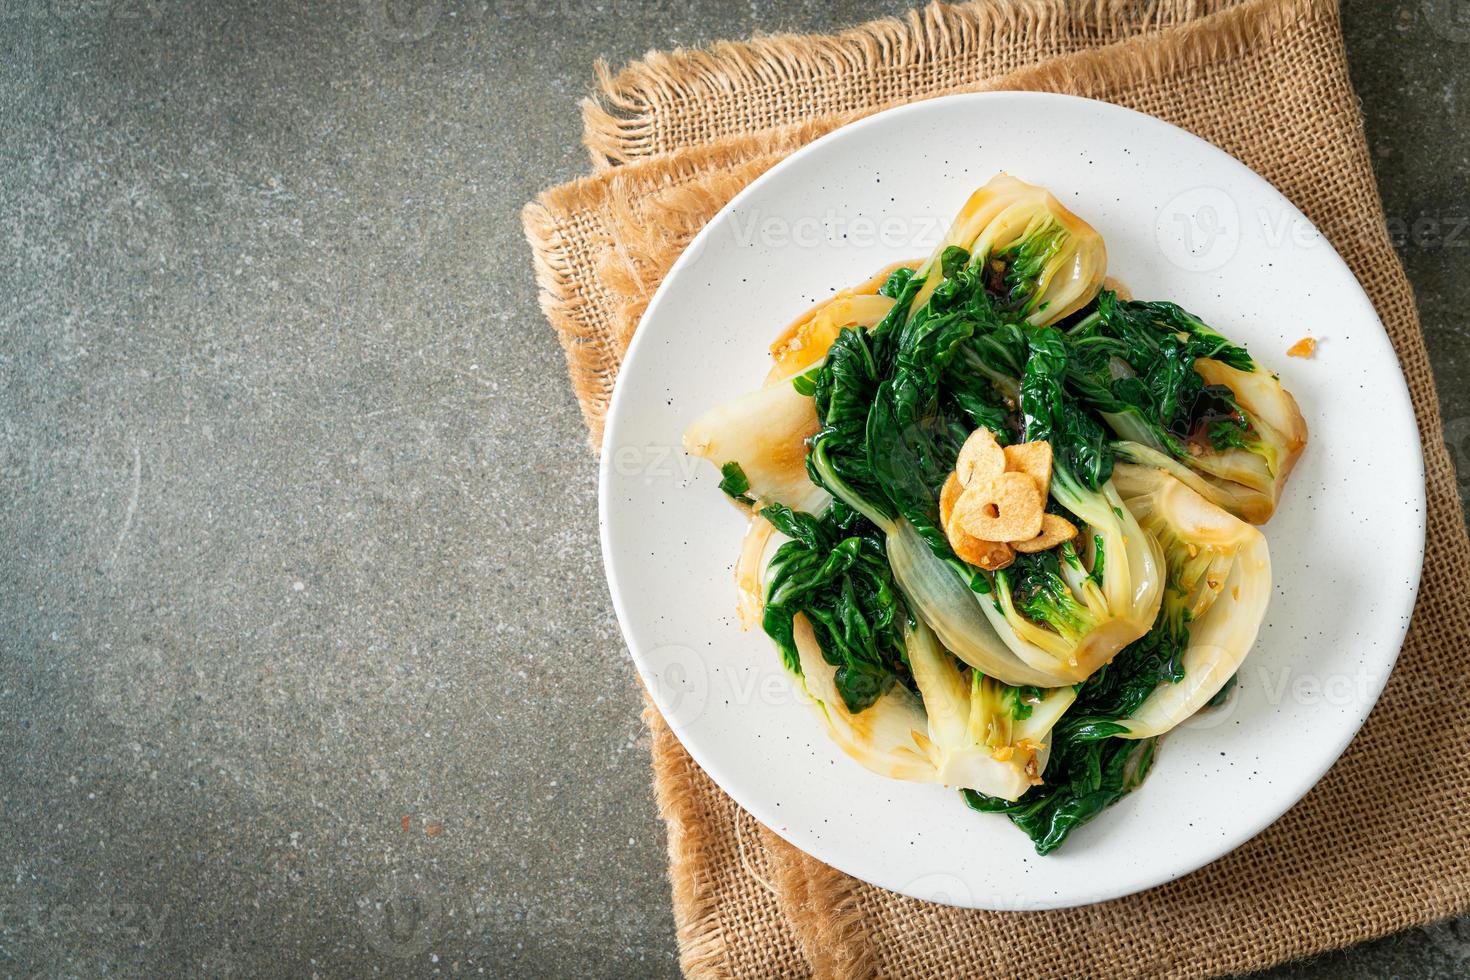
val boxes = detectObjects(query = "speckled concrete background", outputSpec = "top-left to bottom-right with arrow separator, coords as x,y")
1,1 -> 1466,977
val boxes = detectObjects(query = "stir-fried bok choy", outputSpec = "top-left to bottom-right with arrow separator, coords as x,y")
681,174 -> 1305,853
1063,291 -> 1308,522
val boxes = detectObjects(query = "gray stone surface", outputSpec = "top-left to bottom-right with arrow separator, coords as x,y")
0,0 -> 1465,976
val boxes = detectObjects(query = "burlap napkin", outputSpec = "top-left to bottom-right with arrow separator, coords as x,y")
523,1 -> 1470,976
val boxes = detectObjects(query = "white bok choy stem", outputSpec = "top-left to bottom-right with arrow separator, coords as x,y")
790,613 -> 1075,801
977,472 -> 1165,685
734,512 -> 777,630
790,613 -> 934,781
888,469 -> 1163,688
684,277 -> 901,513
1113,440 -> 1267,528
766,290 -> 898,383
886,521 -> 1077,688
682,378 -> 830,513
1108,465 -> 1272,738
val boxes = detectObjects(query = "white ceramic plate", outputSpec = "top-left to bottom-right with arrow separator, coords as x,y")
599,93 -> 1425,910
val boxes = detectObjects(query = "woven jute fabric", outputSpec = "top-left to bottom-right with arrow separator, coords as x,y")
523,0 -> 1470,976
580,0 -> 1248,168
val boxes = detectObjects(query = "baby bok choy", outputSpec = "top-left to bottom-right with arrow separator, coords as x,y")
959,325 -> 1164,684
796,270 -> 1062,688
765,261 -> 905,383
682,380 -> 828,513
790,612 -> 1076,801
906,173 -> 1108,328
1063,292 -> 1308,523
968,463 -> 1272,853
758,502 -> 910,714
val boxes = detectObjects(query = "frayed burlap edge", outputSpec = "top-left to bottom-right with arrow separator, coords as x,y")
764,828 -> 878,980
581,0 -> 1247,167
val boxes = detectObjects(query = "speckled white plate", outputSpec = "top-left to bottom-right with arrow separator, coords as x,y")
598,92 -> 1425,910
